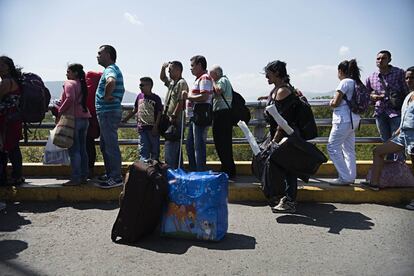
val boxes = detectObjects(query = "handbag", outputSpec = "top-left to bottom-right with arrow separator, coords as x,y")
379,76 -> 404,110
43,129 -> 70,165
163,124 -> 180,141
52,114 -> 75,148
192,102 -> 212,126
366,161 -> 414,188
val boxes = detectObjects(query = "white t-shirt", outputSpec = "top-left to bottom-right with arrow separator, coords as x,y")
332,78 -> 360,124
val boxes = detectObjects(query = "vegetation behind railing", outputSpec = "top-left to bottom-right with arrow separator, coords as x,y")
20,100 -> 380,162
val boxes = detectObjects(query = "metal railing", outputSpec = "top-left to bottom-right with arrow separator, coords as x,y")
20,100 -> 382,146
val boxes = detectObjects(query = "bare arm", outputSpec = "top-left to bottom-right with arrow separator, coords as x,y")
121,108 -> 137,123
329,91 -> 344,108
104,77 -> 116,102
160,62 -> 169,84
0,79 -> 17,100
188,93 -> 209,102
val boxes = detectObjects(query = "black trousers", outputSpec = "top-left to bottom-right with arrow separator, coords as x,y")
212,109 -> 236,178
86,136 -> 96,170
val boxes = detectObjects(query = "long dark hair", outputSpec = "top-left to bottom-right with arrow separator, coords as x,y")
68,63 -> 88,112
338,59 -> 363,85
0,56 -> 23,85
264,60 -> 291,84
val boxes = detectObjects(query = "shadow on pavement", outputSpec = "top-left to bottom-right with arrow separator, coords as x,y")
0,207 -> 31,232
0,240 -> 28,261
275,203 -> 374,234
2,202 -> 118,214
119,232 -> 256,254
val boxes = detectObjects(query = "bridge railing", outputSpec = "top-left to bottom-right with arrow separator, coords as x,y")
19,100 -> 381,147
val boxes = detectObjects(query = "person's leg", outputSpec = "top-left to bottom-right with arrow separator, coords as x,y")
97,113 -> 110,178
68,119 -> 82,183
194,124 -> 208,171
213,110 -> 236,178
86,135 -> 96,176
186,122 -> 196,171
149,130 -> 160,160
285,173 -> 298,201
164,122 -> 183,169
371,141 -> 404,185
327,122 -> 353,182
342,119 -> 359,182
97,111 -> 122,181
375,114 -> 392,142
79,119 -> 89,181
8,145 -> 23,182
389,116 -> 405,161
0,151 -> 8,185
139,130 -> 151,160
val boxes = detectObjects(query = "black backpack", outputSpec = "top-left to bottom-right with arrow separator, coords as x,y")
221,89 -> 251,126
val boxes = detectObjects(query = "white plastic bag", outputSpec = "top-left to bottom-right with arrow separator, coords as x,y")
43,128 -> 70,165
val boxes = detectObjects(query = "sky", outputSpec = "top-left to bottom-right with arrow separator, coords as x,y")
1,0 -> 413,101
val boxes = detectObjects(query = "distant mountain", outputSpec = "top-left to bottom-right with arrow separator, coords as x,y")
44,81 -> 137,103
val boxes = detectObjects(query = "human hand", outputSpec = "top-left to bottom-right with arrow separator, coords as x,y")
162,62 -> 170,69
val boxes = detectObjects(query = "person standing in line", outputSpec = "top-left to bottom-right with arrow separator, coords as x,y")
122,77 -> 162,160
95,45 -> 125,189
263,60 -> 300,213
57,63 -> 91,186
327,59 -> 362,186
85,71 -> 102,179
0,56 -> 23,186
183,55 -> 214,172
361,67 -> 414,199
366,50 -> 407,161
160,61 -> 189,169
209,65 -> 236,179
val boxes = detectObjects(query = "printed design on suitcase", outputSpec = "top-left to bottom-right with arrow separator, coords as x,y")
161,169 -> 228,241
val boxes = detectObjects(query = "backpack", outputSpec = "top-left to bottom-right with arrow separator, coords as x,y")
267,86 -> 318,140
221,89 -> 251,126
19,73 -> 51,123
17,73 -> 51,143
343,82 -> 370,114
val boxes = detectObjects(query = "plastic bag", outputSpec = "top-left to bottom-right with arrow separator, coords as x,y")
43,129 -> 70,165
161,169 -> 228,241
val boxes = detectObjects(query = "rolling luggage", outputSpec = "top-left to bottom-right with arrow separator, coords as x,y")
161,169 -> 228,241
111,160 -> 169,243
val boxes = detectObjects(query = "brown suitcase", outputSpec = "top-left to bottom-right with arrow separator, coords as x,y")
111,160 -> 168,243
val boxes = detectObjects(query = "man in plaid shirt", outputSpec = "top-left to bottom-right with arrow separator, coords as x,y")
366,50 -> 407,160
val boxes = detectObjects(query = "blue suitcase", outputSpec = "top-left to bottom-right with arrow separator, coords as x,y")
161,169 -> 228,241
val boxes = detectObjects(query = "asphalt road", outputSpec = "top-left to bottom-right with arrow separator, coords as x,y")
0,202 -> 413,276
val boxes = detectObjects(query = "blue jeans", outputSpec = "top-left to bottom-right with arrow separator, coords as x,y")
139,129 -> 160,160
98,110 -> 122,181
164,122 -> 184,169
186,121 -> 208,171
68,118 -> 89,182
375,114 -> 404,161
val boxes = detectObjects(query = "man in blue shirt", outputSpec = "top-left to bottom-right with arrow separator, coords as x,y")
95,45 -> 125,188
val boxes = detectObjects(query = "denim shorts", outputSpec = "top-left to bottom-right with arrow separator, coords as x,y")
391,129 -> 414,155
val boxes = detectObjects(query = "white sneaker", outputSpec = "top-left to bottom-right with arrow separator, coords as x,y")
329,178 -> 353,186
406,199 -> 414,210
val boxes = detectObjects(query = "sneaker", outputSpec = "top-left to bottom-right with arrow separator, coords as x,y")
329,178 -> 353,186
360,181 -> 380,191
0,202 -> 6,211
95,174 -> 108,183
97,178 -> 123,189
62,180 -> 81,186
406,199 -> 414,210
271,196 -> 296,213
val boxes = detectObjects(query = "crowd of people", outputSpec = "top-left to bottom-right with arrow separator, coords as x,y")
0,46 -> 413,212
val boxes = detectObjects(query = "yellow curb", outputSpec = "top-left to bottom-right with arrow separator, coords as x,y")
13,160 -> 412,178
1,182 -> 413,204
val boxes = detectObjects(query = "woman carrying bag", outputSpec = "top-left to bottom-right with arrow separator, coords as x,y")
56,63 -> 91,186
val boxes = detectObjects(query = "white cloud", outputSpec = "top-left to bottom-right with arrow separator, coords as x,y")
231,73 -> 270,101
124,12 -> 143,25
293,64 -> 337,94
339,45 -> 350,56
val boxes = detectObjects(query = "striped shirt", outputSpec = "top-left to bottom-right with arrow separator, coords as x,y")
95,64 -> 125,114
186,73 -> 213,118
